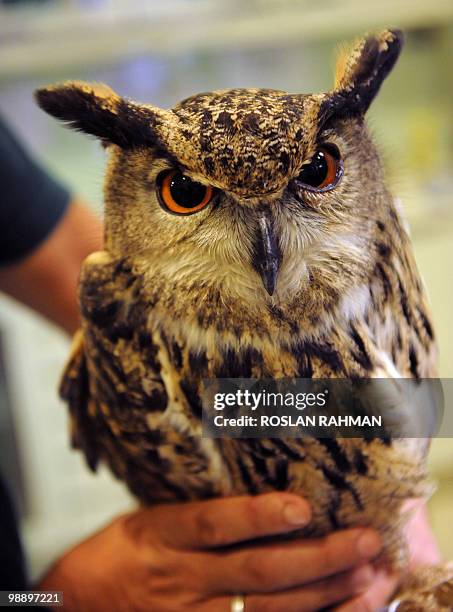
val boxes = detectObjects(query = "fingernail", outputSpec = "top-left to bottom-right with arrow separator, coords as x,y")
357,531 -> 382,558
283,502 -> 311,526
351,565 -> 374,593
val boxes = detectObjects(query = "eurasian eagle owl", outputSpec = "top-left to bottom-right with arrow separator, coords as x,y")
36,29 -> 452,609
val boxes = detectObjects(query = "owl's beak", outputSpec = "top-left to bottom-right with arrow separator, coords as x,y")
253,211 -> 281,296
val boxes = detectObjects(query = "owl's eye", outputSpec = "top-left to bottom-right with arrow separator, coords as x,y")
296,145 -> 342,192
157,170 -> 214,215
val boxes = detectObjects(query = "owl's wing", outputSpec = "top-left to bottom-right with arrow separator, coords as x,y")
59,251 -> 168,478
59,252 -> 217,503
60,330 -> 100,471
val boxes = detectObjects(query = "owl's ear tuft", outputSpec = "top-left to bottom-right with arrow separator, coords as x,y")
323,29 -> 404,120
35,81 -> 159,148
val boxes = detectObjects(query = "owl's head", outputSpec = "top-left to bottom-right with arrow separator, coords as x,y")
36,29 -> 403,324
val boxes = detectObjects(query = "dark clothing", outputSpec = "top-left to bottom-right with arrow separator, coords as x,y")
0,118 -> 70,265
0,476 -> 26,591
0,116 -> 71,589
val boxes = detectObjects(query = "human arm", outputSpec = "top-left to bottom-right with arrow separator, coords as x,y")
0,198 -> 102,334
0,115 -> 102,334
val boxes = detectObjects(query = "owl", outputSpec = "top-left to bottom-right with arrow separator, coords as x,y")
36,29 -> 452,609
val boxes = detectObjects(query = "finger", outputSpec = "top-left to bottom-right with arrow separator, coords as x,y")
210,564 -> 375,612
202,528 -> 382,594
333,569 -> 399,612
140,493 -> 311,549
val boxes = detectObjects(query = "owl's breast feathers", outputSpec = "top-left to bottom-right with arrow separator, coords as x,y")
61,241 -> 436,564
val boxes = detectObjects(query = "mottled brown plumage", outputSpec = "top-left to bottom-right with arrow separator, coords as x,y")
37,28 -> 452,609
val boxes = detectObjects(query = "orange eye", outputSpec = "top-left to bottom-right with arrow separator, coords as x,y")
296,145 -> 342,192
157,170 -> 214,215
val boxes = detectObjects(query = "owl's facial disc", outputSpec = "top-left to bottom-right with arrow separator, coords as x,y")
152,145 -> 344,297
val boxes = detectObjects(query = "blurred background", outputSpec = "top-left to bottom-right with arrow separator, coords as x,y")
0,0 -> 452,581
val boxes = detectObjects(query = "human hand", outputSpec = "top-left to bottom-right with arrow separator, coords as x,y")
39,492 -> 382,611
